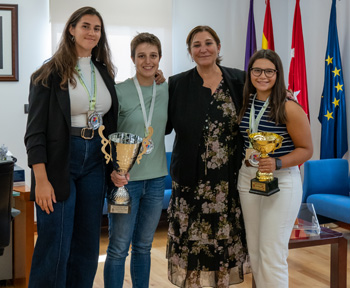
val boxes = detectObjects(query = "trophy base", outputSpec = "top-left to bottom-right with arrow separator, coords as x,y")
249,177 -> 280,196
108,201 -> 131,214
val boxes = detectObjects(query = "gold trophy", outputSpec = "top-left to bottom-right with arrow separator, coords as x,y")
248,132 -> 283,196
98,126 -> 152,213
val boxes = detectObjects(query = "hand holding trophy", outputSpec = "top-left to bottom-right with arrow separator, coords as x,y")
248,132 -> 283,196
98,125 -> 152,213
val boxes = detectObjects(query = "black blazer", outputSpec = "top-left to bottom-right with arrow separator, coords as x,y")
24,59 -> 118,201
166,66 -> 245,187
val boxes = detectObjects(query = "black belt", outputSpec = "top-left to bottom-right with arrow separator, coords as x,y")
71,127 -> 99,139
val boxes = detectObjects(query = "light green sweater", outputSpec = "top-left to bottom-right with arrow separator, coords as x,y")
115,78 -> 168,181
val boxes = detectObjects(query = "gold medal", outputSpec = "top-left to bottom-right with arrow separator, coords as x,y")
140,126 -> 154,155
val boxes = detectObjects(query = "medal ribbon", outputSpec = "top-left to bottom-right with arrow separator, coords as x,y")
248,93 -> 270,147
75,60 -> 97,111
133,76 -> 157,136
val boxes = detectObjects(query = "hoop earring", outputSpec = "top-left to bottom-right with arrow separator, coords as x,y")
71,36 -> 75,42
191,58 -> 194,62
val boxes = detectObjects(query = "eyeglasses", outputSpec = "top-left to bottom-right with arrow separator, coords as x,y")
250,68 -> 277,78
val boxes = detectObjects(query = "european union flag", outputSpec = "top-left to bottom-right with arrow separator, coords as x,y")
318,0 -> 348,159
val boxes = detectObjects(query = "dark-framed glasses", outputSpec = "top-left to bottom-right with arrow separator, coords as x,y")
250,68 -> 277,78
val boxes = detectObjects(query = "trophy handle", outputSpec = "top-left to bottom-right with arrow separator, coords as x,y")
98,125 -> 112,164
274,137 -> 284,151
137,126 -> 154,164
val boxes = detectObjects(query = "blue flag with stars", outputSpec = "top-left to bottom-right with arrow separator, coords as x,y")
318,0 -> 348,159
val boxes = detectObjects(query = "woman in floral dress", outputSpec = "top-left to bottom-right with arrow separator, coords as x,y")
166,26 -> 247,288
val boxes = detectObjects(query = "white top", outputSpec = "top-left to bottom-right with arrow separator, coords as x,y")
69,56 -> 112,127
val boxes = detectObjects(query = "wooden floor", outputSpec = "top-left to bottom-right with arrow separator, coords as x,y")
6,216 -> 347,287
93,216 -> 350,288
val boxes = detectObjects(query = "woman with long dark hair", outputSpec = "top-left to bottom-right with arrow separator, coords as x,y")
25,7 -> 118,287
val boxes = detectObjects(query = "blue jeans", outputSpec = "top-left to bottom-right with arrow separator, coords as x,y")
104,177 -> 165,288
29,135 -> 105,288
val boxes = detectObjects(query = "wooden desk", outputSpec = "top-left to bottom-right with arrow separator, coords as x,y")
13,185 -> 34,288
252,226 -> 347,288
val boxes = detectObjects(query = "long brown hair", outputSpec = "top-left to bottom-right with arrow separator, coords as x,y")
186,25 -> 222,65
32,6 -> 115,89
239,49 -> 287,124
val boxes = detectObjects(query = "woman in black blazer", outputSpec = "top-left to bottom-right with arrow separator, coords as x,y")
166,26 -> 247,288
24,7 -> 118,288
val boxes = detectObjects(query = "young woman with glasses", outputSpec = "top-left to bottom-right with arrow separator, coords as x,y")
237,49 -> 313,288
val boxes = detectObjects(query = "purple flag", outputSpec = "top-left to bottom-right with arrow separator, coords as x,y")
245,0 -> 257,71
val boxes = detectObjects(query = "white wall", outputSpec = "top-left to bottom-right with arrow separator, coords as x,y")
0,0 -> 50,182
172,1 -> 289,80
49,0 -> 174,151
172,0 -> 350,162
1,0 -> 349,186
49,0 -> 173,83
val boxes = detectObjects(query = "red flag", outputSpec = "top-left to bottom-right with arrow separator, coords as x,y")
288,0 -> 309,119
262,0 -> 274,50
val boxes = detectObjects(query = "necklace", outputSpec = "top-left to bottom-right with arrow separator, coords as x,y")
133,76 -> 156,154
75,60 -> 103,129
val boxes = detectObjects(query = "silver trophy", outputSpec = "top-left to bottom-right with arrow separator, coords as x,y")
98,126 -> 150,213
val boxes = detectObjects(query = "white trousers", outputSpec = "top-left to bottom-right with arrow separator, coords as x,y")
238,161 -> 302,288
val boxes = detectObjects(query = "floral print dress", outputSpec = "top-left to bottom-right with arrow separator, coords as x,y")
167,79 -> 247,288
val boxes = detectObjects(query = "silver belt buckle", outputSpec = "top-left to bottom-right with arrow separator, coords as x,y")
81,128 -> 94,140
